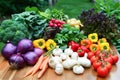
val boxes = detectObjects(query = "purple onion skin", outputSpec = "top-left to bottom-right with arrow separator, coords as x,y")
9,54 -> 25,69
17,39 -> 34,54
34,48 -> 44,57
2,42 -> 17,59
23,51 -> 38,65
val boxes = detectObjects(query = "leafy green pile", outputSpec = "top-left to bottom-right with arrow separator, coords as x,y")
0,19 -> 29,44
38,9 -> 69,21
78,9 -> 119,42
12,11 -> 48,40
54,24 -> 86,49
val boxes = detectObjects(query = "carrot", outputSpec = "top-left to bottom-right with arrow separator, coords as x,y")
24,55 -> 44,77
31,55 -> 46,75
37,57 -> 49,79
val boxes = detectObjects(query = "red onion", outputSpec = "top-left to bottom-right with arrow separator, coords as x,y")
17,39 -> 34,54
23,51 -> 38,65
34,48 -> 44,57
2,41 -> 17,59
9,54 -> 25,69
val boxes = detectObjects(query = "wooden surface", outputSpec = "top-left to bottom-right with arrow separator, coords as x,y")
0,45 -> 120,80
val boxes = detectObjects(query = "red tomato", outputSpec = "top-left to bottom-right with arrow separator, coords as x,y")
95,50 -> 100,57
87,52 -> 94,59
111,54 -> 119,64
105,62 -> 112,71
92,60 -> 102,71
104,56 -> 113,65
97,65 -> 109,77
90,56 -> 99,64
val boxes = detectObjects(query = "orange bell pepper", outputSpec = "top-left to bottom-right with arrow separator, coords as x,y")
90,44 -> 100,52
80,39 -> 92,49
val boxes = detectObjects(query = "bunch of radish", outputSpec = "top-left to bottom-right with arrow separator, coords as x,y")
48,18 -> 65,28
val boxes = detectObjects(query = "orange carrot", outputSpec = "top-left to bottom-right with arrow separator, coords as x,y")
31,55 -> 45,75
24,55 -> 44,77
37,57 -> 49,79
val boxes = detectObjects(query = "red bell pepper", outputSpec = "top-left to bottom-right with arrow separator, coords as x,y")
81,46 -> 90,53
77,47 -> 85,57
68,41 -> 79,52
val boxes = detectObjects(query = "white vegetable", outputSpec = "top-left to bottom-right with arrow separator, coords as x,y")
64,46 -> 73,56
71,52 -> 78,60
60,53 -> 69,61
49,56 -> 62,68
52,46 -> 63,56
77,53 -> 91,67
73,65 -> 84,74
55,63 -> 64,75
62,59 -> 77,69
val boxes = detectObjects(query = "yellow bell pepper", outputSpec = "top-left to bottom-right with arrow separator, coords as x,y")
100,42 -> 110,51
88,33 -> 98,43
45,39 -> 57,51
98,38 -> 107,46
33,38 -> 46,49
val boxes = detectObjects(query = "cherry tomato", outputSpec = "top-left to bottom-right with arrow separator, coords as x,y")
90,56 -> 99,64
92,60 -> 102,71
111,54 -> 119,64
87,52 -> 94,59
104,56 -> 113,65
97,65 -> 109,77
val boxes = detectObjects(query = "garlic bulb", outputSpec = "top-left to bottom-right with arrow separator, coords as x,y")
71,52 -> 78,60
49,56 -> 62,68
77,53 -> 91,67
52,46 -> 63,56
62,59 -> 77,69
64,46 -> 73,56
60,53 -> 69,61
55,63 -> 64,75
73,65 -> 84,74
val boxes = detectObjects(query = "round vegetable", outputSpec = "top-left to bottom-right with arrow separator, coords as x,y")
23,51 -> 38,65
17,39 -> 34,54
34,48 -> 44,57
9,54 -> 25,69
2,41 -> 17,59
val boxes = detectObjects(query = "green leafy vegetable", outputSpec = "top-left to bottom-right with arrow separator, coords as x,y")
0,19 -> 29,44
78,9 -> 119,42
12,11 -> 48,40
54,24 -> 86,49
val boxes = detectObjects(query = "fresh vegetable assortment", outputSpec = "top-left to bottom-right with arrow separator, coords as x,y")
0,7 -> 119,79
